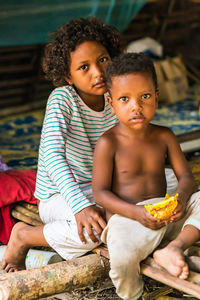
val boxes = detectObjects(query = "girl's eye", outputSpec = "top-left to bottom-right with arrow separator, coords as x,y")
79,65 -> 88,70
119,97 -> 128,102
99,57 -> 108,63
141,94 -> 151,100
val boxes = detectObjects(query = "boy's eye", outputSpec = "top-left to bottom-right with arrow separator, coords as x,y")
79,65 -> 88,70
119,96 -> 128,102
141,94 -> 151,100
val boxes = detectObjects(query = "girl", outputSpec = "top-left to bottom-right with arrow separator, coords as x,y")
2,17 -> 122,272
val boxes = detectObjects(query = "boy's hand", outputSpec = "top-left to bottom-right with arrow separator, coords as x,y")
75,206 -> 106,244
169,197 -> 187,223
135,205 -> 167,230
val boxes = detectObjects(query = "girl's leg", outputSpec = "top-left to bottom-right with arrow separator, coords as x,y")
2,222 -> 48,272
39,193 -> 100,260
2,188 -> 98,273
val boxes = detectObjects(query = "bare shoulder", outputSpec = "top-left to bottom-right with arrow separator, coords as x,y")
97,125 -> 118,146
150,124 -> 176,140
95,125 -> 118,157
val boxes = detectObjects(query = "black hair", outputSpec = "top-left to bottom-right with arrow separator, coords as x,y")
105,52 -> 158,92
42,17 -> 122,87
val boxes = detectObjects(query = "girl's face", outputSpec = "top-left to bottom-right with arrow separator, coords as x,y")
66,41 -> 111,110
108,72 -> 159,132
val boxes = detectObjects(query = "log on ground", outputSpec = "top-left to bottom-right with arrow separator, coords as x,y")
0,254 -> 110,300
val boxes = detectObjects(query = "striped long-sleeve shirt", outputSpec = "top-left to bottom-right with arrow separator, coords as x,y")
34,85 -> 117,214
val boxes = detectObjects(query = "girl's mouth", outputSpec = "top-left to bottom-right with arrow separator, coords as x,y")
94,81 -> 106,88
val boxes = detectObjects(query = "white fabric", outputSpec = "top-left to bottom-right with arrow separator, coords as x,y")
39,169 -> 178,261
39,184 -> 100,260
165,168 -> 178,196
101,192 -> 200,300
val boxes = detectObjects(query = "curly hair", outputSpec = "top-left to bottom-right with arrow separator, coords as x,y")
42,17 -> 122,87
105,52 -> 158,92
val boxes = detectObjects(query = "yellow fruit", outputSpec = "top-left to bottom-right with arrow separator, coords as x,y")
144,193 -> 178,220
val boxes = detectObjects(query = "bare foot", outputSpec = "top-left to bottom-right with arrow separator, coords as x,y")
2,222 -> 29,272
153,245 -> 189,279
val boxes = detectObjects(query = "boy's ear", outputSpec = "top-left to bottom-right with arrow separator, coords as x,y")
155,89 -> 159,108
107,96 -> 115,115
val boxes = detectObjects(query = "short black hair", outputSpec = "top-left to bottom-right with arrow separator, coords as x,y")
105,52 -> 158,92
42,17 -> 122,87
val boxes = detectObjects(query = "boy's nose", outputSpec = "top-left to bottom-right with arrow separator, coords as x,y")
131,99 -> 142,111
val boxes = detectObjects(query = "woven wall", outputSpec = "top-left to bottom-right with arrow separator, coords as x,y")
0,0 -> 200,116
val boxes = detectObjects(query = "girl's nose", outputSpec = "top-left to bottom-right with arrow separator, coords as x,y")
93,64 -> 103,77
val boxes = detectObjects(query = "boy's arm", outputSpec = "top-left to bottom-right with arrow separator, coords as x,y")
164,128 -> 195,221
93,132 -> 166,229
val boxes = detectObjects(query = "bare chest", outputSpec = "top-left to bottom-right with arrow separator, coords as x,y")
114,139 -> 167,175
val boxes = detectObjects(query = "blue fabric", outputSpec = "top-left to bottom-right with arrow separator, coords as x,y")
0,0 -> 147,46
153,98 -> 200,136
0,98 -> 199,170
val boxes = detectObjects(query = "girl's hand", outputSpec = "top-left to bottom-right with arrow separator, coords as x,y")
75,206 -> 106,244
135,205 -> 168,230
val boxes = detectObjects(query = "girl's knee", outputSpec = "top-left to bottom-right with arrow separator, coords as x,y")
12,222 -> 32,241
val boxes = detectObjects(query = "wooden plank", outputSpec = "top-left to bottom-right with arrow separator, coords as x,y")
0,45 -> 40,53
0,65 -> 33,73
14,205 -> 42,223
11,210 -> 43,226
0,52 -> 33,61
0,99 -> 46,117
0,78 -> 31,88
0,88 -> 27,98
22,203 -> 39,214
141,263 -> 200,299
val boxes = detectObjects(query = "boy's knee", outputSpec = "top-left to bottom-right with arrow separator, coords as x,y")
110,252 -> 140,277
110,255 -> 143,300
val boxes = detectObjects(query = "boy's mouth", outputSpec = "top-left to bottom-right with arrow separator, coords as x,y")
129,114 -> 145,123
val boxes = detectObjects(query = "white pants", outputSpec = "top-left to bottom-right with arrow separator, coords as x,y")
39,168 -> 178,260
101,192 -> 200,300
39,185 -> 99,260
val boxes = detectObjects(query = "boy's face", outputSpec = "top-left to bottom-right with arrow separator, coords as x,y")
66,41 -> 111,104
108,72 -> 159,130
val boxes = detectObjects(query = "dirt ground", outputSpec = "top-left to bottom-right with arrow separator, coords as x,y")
40,276 -> 198,300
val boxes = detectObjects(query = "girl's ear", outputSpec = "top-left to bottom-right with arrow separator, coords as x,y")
65,74 -> 73,85
107,96 -> 115,115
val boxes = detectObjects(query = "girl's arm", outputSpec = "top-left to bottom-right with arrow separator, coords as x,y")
42,91 -> 91,212
41,89 -> 105,243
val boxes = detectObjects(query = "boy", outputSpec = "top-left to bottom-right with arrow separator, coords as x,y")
92,52 -> 200,300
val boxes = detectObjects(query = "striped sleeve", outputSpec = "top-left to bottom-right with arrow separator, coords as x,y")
41,90 -> 92,213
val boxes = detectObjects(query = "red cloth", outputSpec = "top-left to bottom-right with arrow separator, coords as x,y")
0,170 -> 37,244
